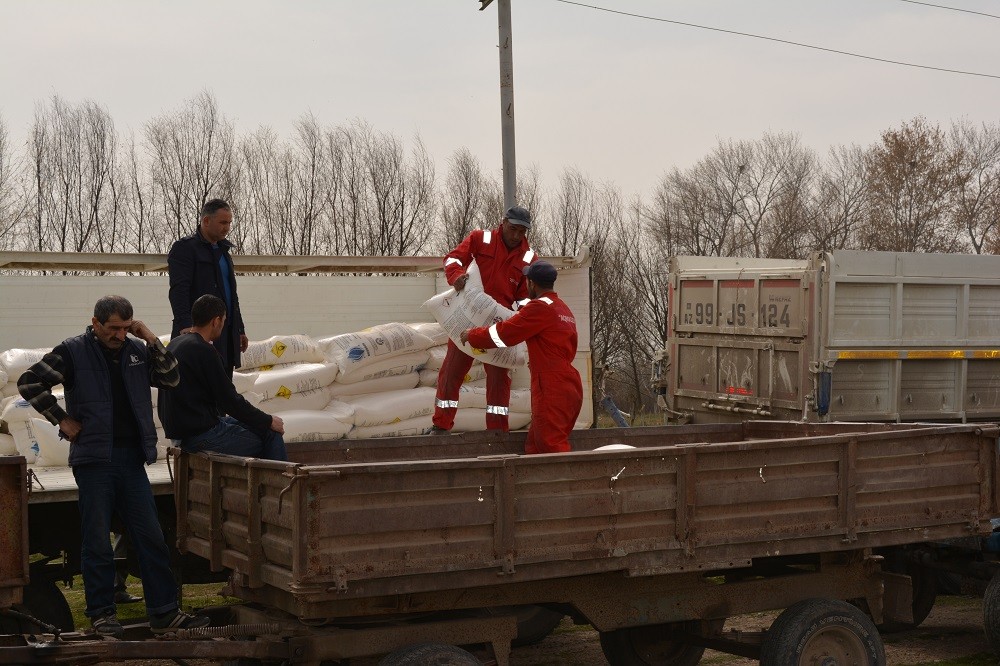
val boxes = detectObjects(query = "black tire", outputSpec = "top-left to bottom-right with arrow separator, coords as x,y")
379,643 -> 481,666
760,598 -> 885,666
0,578 -> 74,634
598,622 -> 708,666
983,571 -> 1000,654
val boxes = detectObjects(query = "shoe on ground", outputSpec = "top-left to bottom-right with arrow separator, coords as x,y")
149,609 -> 211,634
114,590 -> 143,604
424,426 -> 450,436
91,612 -> 124,638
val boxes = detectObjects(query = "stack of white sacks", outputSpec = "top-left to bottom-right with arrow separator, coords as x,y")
0,320 -> 534,467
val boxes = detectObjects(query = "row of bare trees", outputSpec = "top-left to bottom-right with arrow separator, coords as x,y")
2,93 -> 999,418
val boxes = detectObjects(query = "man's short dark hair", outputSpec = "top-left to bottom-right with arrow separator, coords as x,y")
191,295 -> 227,327
93,296 -> 134,324
200,198 -> 231,219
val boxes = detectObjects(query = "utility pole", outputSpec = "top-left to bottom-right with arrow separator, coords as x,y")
479,0 -> 516,209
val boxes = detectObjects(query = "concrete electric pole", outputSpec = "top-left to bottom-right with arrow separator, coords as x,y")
479,0 -> 516,210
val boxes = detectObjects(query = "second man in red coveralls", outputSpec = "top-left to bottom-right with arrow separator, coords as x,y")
461,261 -> 583,454
428,206 -> 538,434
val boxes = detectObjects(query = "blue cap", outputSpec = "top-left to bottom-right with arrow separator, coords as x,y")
523,260 -> 557,285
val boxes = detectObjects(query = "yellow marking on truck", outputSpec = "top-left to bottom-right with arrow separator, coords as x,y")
837,349 -> 1000,360
837,351 -> 899,360
907,350 -> 965,359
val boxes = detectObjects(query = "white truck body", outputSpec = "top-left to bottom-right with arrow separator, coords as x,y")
659,250 -> 1000,423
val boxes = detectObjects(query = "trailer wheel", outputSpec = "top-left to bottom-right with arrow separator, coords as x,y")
983,571 -> 1000,653
760,599 -> 885,666
0,578 -> 74,634
378,643 -> 481,666
598,622 -> 707,666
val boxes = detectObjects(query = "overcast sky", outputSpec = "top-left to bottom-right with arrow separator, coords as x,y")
2,0 -> 998,199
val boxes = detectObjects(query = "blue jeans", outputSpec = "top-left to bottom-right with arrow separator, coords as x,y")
180,416 -> 287,461
73,447 -> 178,618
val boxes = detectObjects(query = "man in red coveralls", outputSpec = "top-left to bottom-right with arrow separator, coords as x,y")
461,261 -> 583,454
428,206 -> 538,434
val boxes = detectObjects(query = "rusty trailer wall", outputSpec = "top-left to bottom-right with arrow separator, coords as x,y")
174,422 -> 998,621
0,456 -> 28,609
666,250 -> 1000,424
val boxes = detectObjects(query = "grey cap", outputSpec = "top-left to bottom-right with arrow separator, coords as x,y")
504,205 -> 532,230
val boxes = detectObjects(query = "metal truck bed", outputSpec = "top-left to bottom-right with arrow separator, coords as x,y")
174,421 -> 999,621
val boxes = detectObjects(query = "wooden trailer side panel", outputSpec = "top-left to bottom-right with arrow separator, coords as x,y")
175,423 -> 999,620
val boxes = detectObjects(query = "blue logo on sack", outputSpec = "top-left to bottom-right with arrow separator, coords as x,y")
31,443 -> 40,455
347,346 -> 367,362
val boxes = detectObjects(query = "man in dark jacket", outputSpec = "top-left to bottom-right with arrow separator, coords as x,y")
160,295 -> 287,461
17,296 -> 209,638
168,198 -> 247,374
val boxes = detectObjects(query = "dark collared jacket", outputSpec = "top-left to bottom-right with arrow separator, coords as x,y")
167,227 -> 245,371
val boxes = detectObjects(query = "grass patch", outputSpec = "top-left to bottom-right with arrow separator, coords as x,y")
61,575 -> 235,629
903,656 -> 996,666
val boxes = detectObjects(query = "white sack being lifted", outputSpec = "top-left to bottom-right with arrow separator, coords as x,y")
422,261 -> 527,370
239,335 -> 325,370
320,322 -> 434,376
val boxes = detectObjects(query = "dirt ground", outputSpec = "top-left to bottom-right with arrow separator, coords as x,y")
511,595 -> 992,665
95,594 -> 992,665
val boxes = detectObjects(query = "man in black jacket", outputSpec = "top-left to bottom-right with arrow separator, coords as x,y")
159,295 -> 287,461
168,199 -> 247,375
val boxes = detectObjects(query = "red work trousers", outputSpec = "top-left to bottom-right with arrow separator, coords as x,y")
433,339 -> 511,431
524,370 -> 583,454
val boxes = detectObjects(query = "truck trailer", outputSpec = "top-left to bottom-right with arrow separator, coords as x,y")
2,421 -> 1000,665
656,250 -> 1000,425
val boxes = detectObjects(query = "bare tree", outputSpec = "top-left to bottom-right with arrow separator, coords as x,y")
862,117 -> 964,253
809,144 -> 869,252
0,114 -> 26,250
949,119 -> 1000,254
146,91 -> 236,240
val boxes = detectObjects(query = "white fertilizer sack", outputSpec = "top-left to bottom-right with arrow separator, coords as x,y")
424,345 -> 448,371
0,348 -> 48,382
457,386 -> 531,414
344,387 -> 437,427
347,415 -> 434,440
279,409 -> 354,442
259,386 -> 332,413
7,420 -> 41,464
239,335 -> 324,370
1,394 -> 65,426
232,370 -> 258,395
336,351 -> 429,384
451,409 -> 531,433
31,418 -> 69,467
323,400 -> 356,424
320,323 -> 434,375
408,322 -> 449,347
328,372 -> 420,399
253,363 -> 339,401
